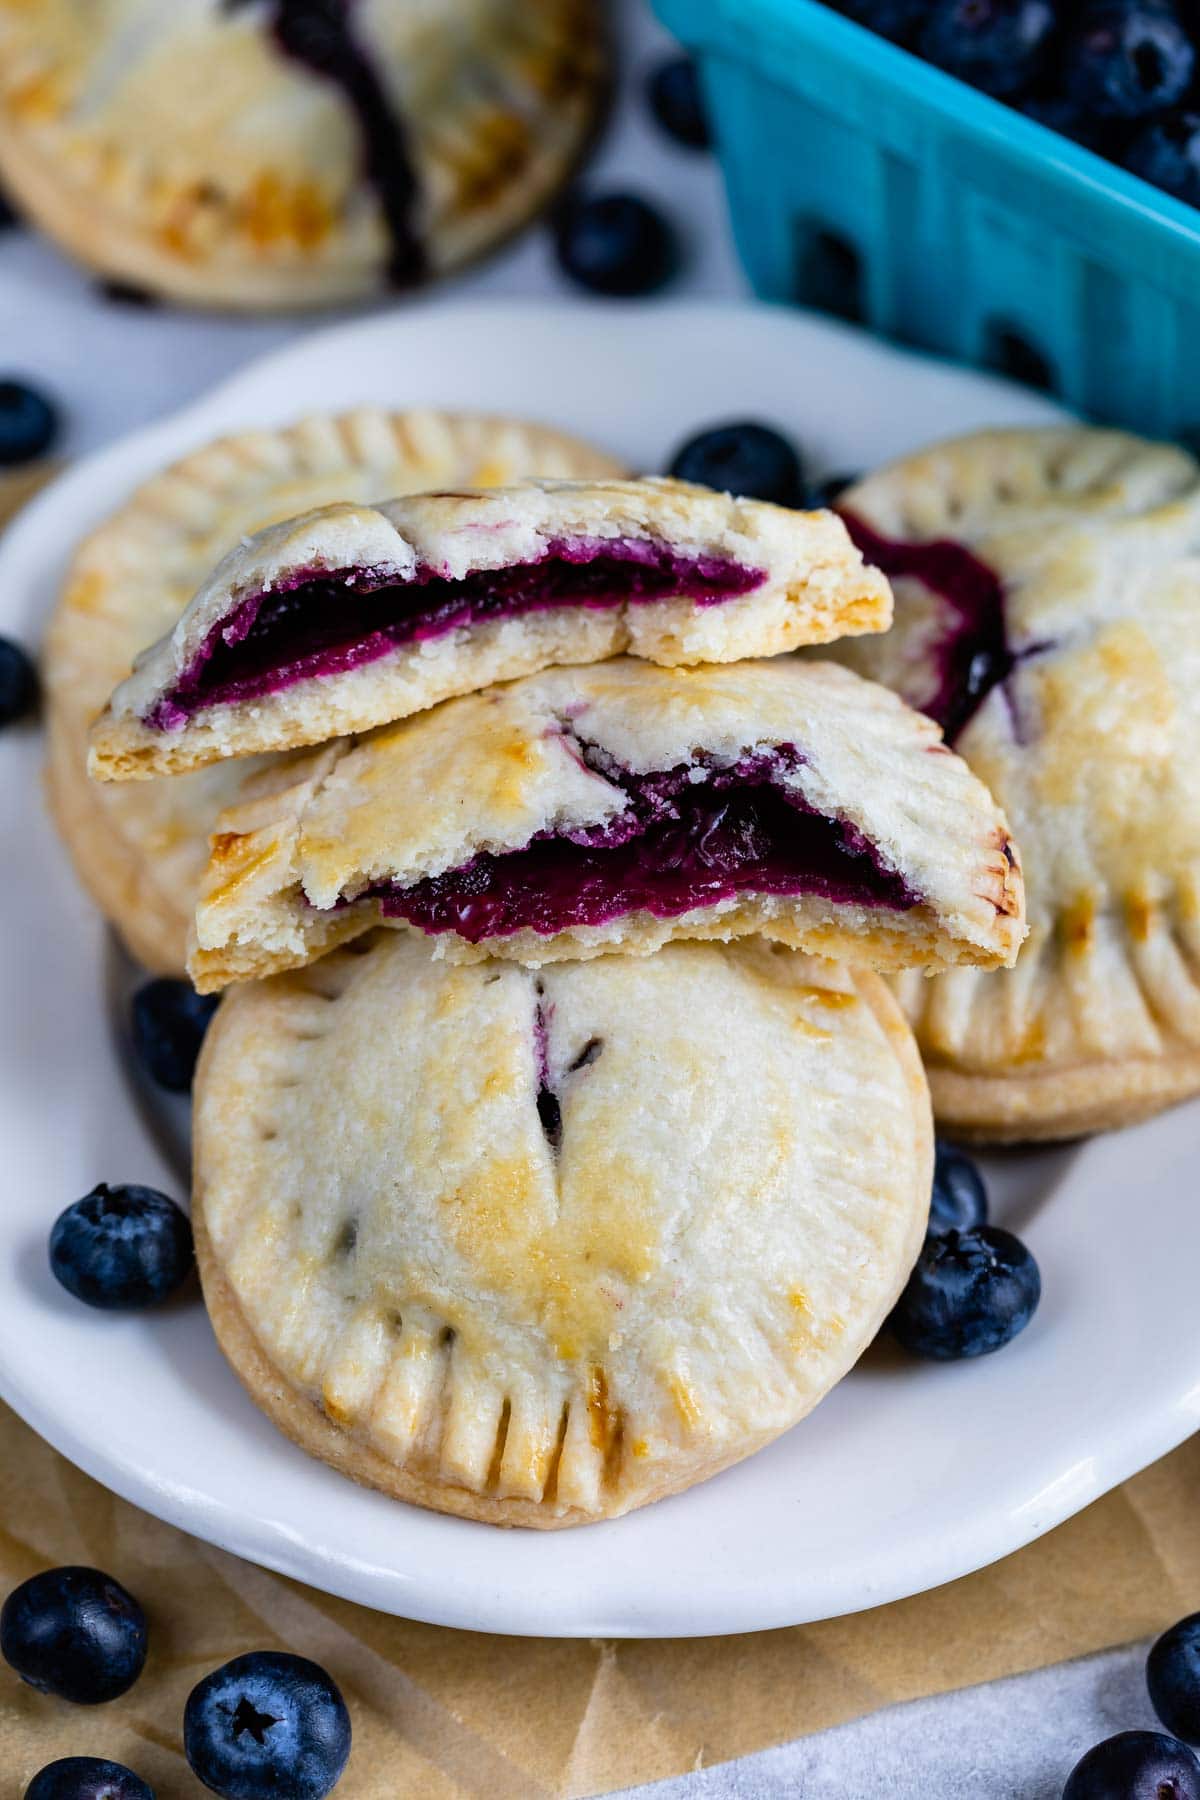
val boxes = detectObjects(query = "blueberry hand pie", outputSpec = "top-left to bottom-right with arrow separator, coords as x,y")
0,0 -> 606,309
827,426 -> 1200,1140
88,480 -> 893,782
188,656 -> 1023,989
193,931 -> 932,1525
44,409 -> 622,973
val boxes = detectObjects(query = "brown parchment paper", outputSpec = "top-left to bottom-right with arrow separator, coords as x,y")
2,1400 -> 1199,1800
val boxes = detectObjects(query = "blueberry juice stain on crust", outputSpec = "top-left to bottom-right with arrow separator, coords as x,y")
145,541 -> 766,728
228,0 -> 425,284
350,749 -> 921,942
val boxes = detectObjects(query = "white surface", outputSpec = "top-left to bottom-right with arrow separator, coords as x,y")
1,298 -> 1197,1641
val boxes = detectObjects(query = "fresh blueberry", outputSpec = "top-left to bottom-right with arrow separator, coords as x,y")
1149,1613 -> 1200,1743
1062,1730 -> 1200,1798
646,55 -> 710,149
835,0 -> 930,43
918,0 -> 1058,95
929,1141 -> 989,1234
184,1651 -> 351,1800
1018,93 -> 1113,151
806,471 -> 861,510
24,1758 -> 154,1800
49,1183 -> 194,1311
0,380 -> 58,466
1,1567 -> 147,1705
131,977 -> 219,1092
669,422 -> 805,506
0,636 -> 38,727
553,192 -> 679,297
1065,0 -> 1195,119
891,1224 -> 1040,1358
1126,111 -> 1200,203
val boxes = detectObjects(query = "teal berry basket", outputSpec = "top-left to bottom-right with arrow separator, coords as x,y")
654,0 -> 1200,439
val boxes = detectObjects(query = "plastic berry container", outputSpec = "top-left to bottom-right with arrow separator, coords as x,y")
653,0 -> 1200,438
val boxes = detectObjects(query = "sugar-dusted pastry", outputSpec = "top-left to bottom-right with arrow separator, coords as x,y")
827,425 -> 1200,1141
44,409 -> 624,974
89,480 -> 893,782
193,932 -> 932,1526
188,656 -> 1023,990
0,0 -> 606,309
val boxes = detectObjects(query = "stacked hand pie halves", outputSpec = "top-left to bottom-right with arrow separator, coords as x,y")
81,431 -> 1027,1526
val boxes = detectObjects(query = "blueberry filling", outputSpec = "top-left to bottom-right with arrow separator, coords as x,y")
839,511 -> 1013,743
145,539 -> 766,729
342,747 -> 920,942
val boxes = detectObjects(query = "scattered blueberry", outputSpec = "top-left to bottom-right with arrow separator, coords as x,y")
891,1224 -> 1040,1358
919,0 -> 1058,97
929,1141 -> 989,1234
131,977 -> 219,1092
1062,1730 -> 1200,1798
553,192 -> 679,297
669,422 -> 805,506
0,380 -> 57,466
184,1651 -> 351,1800
1149,1613 -> 1200,1743
49,1183 -> 194,1311
806,471 -> 861,510
1,1568 -> 147,1705
1065,0 -> 1195,120
0,636 -> 38,727
646,55 -> 710,149
1126,110 -> 1200,202
835,0 -> 930,43
24,1758 -> 154,1800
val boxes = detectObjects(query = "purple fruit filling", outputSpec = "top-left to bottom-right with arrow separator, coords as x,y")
145,538 -> 767,730
340,747 -> 920,942
840,512 -> 1013,743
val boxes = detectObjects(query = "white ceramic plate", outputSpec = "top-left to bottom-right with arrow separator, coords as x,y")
2,299 -> 1195,1639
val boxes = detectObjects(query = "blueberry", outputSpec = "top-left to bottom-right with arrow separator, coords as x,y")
929,1141 -> 989,1233
646,55 -> 710,149
1018,93 -> 1114,151
184,1651 -> 351,1800
806,471 -> 861,510
1149,1613 -> 1200,1743
24,1758 -> 154,1800
918,0 -> 1058,97
891,1224 -> 1040,1358
553,192 -> 679,297
0,636 -> 38,727
835,0 -> 930,43
1126,110 -> 1200,203
131,977 -> 219,1092
669,422 -> 805,506
1062,1730 -> 1200,1798
0,380 -> 58,466
1065,0 -> 1195,119
49,1183 -> 194,1311
1,1568 -> 146,1705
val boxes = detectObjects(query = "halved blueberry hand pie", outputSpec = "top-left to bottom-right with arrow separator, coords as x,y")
827,426 -> 1200,1140
44,409 -> 622,973
193,931 -> 932,1526
0,0 -> 606,308
188,656 -> 1023,990
88,480 -> 893,782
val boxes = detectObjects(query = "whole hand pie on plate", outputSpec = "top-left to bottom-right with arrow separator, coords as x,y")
43,409 -> 623,974
0,0 -> 606,308
88,480 -> 893,780
188,656 -> 1024,989
193,932 -> 932,1526
827,425 -> 1200,1141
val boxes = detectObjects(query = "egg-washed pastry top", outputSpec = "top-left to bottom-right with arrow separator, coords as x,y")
0,0 -> 606,309
826,426 -> 1200,1141
188,656 -> 1024,990
89,478 -> 894,781
192,932 -> 932,1526
43,408 -> 624,975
